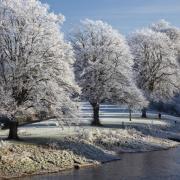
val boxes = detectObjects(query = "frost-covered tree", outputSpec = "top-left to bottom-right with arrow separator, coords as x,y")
150,19 -> 180,63
71,19 -> 146,125
150,20 -> 180,116
150,19 -> 170,32
111,82 -> 148,121
129,28 -> 180,118
0,0 -> 79,139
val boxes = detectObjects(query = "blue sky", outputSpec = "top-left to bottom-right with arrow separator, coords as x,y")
40,0 -> 180,35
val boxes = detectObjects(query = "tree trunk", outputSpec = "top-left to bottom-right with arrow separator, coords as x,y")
91,103 -> 102,126
142,108 -> 147,118
158,112 -> 161,119
8,121 -> 19,140
129,109 -> 132,121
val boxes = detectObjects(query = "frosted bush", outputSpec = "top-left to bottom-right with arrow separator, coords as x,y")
93,128 -> 101,137
81,129 -> 94,142
0,140 -> 10,148
126,128 -> 143,137
47,141 -> 59,149
78,128 -> 103,142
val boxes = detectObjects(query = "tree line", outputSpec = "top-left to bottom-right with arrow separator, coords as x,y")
0,0 -> 179,139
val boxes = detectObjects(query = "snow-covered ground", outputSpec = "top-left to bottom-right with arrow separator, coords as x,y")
0,102 -> 174,140
1,102 -> 179,140
24,102 -> 178,128
0,102 -> 179,178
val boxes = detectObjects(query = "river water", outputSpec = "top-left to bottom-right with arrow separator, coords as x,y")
19,147 -> 180,180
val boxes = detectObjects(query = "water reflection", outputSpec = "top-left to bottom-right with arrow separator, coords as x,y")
18,147 -> 180,180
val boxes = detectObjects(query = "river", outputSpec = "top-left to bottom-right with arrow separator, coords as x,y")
18,147 -> 180,180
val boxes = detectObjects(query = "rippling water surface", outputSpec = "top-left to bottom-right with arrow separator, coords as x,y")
19,147 -> 180,180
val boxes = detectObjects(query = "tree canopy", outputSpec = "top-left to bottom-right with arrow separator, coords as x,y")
0,0 -> 79,125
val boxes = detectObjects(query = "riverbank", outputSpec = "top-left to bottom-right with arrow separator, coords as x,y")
21,146 -> 180,180
0,141 -> 99,179
0,126 -> 179,179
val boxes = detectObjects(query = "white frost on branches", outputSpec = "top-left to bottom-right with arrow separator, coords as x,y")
71,19 -> 146,109
0,0 -> 79,124
150,19 -> 180,64
128,28 -> 180,102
